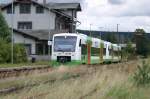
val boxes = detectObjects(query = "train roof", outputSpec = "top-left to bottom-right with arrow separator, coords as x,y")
53,33 -> 79,37
53,33 -> 121,48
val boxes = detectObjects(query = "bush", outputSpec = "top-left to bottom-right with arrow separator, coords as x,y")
13,44 -> 28,63
121,41 -> 136,61
134,29 -> 150,57
0,11 -> 11,42
133,61 -> 150,86
0,40 -> 10,63
0,40 -> 27,63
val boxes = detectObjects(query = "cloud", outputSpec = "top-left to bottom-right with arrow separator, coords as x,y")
77,0 -> 150,32
108,0 -> 126,5
81,0 -> 150,17
119,0 -> 150,17
1,0 -> 150,32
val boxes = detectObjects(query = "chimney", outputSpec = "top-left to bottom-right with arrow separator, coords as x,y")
43,0 -> 46,5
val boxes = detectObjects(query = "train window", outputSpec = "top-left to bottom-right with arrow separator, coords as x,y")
103,48 -> 106,56
109,49 -> 113,56
91,47 -> 100,56
103,48 -> 106,55
54,36 -> 77,52
79,39 -> 81,47
114,51 -> 118,56
81,44 -> 87,55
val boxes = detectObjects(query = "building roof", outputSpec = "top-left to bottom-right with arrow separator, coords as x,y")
0,3 -> 6,8
13,29 -> 38,40
0,0 -> 81,19
21,29 -> 69,41
46,3 -> 81,11
0,0 -> 49,10
0,1 -> 81,11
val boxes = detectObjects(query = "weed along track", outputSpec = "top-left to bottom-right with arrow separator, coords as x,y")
23,61 -> 138,99
0,61 -> 129,79
0,78 -> 56,95
0,66 -> 52,79
0,60 -> 138,97
0,70 -> 82,95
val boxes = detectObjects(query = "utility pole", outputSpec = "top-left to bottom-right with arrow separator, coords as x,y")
48,9 -> 50,56
48,31 -> 51,57
71,9 -> 74,33
117,24 -> 120,45
11,0 -> 14,64
90,24 -> 92,37
99,27 -> 103,39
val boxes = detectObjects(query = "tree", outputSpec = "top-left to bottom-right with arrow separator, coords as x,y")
126,41 -> 134,54
0,40 -> 27,63
134,29 -> 150,57
105,32 -> 117,43
0,11 -> 11,42
121,41 -> 135,61
0,11 -> 27,63
135,28 -> 145,34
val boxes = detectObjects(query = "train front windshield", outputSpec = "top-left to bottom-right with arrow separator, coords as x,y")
54,36 -> 77,52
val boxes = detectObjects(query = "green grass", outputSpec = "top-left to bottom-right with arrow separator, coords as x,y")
0,65 -> 129,99
2,60 -> 150,99
0,69 -> 79,90
0,65 -> 83,91
50,61 -> 82,67
105,83 -> 150,99
0,61 -> 51,68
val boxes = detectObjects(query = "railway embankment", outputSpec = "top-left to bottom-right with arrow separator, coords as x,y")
0,66 -> 52,79
0,60 -> 139,97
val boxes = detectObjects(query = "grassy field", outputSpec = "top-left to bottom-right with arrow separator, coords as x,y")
1,60 -> 150,99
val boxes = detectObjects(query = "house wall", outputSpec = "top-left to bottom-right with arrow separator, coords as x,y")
2,3 -> 56,30
14,32 -> 36,55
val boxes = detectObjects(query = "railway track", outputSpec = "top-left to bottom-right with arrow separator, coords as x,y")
0,66 -> 52,79
0,60 -> 137,79
0,72 -> 81,95
24,61 -> 138,99
0,61 -> 136,80
0,60 -> 138,96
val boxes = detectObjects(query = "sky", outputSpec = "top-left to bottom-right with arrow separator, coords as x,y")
1,0 -> 150,32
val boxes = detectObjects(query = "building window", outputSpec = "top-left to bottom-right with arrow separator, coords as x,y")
36,6 -> 44,14
18,22 -> 32,30
20,3 -> 31,14
7,6 -> 15,14
24,44 -> 31,55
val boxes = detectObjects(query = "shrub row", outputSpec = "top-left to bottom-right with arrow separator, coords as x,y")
0,40 -> 27,63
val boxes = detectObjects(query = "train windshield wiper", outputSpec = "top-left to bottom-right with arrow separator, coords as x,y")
57,49 -> 64,51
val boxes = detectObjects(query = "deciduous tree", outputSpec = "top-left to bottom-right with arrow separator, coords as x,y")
0,11 -> 10,42
134,29 -> 150,57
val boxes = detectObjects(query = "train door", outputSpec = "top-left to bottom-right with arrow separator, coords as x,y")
99,42 -> 104,63
81,40 -> 87,64
78,39 -> 82,61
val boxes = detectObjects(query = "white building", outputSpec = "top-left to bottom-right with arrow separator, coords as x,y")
0,0 -> 81,59
13,29 -> 37,55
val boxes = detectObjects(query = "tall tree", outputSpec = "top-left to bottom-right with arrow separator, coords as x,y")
105,32 -> 117,43
0,11 -> 10,42
134,29 -> 150,57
